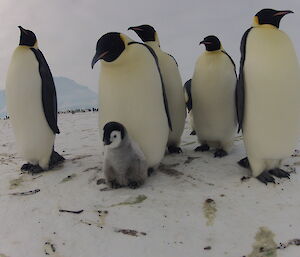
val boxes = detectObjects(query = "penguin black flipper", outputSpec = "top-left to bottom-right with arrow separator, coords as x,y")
128,42 -> 173,131
221,50 -> 237,77
167,53 -> 178,67
184,79 -> 192,112
236,27 -> 253,132
31,48 -> 60,134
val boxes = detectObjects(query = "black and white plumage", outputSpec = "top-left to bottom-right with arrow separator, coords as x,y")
236,9 -> 300,184
103,122 -> 148,189
6,26 -> 64,172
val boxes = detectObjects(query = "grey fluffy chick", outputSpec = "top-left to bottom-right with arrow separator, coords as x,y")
102,122 -> 148,189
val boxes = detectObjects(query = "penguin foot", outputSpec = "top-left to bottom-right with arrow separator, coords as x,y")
238,157 -> 250,169
21,163 -> 44,174
49,151 -> 65,168
214,149 -> 228,158
256,171 -> 275,185
269,168 -> 290,179
190,130 -> 196,135
128,181 -> 142,189
109,180 -> 122,189
168,145 -> 182,154
147,167 -> 154,177
194,144 -> 210,152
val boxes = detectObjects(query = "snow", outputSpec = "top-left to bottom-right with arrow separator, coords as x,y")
0,112 -> 299,257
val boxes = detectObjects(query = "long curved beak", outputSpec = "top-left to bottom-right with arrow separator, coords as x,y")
199,40 -> 211,45
18,26 -> 28,35
91,51 -> 109,69
273,10 -> 294,16
128,26 -> 143,31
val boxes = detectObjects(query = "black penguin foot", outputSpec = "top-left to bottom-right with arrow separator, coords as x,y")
128,181 -> 142,189
214,149 -> 228,158
269,168 -> 290,179
256,171 -> 275,185
190,130 -> 196,135
109,180 -> 122,189
238,157 -> 250,169
147,167 -> 154,177
194,144 -> 210,152
49,151 -> 65,168
168,145 -> 182,154
21,163 -> 44,174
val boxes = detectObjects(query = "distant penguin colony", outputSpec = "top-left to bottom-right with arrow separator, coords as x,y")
6,26 -> 64,173
3,8 -> 300,187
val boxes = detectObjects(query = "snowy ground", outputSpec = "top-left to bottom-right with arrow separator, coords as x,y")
0,112 -> 299,257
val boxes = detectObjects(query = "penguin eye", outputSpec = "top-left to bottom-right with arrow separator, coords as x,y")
113,135 -> 117,138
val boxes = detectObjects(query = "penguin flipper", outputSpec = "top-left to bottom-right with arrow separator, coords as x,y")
30,48 -> 60,134
221,50 -> 237,77
184,79 -> 192,112
236,27 -> 253,132
128,42 -> 173,131
167,53 -> 178,67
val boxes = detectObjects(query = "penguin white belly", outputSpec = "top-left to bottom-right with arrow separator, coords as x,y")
243,28 -> 300,160
6,48 -> 54,168
192,53 -> 236,144
99,51 -> 169,167
158,53 -> 186,146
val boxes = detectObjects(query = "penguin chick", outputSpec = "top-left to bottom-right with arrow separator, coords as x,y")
103,122 -> 148,189
128,24 -> 186,154
236,9 -> 300,184
192,35 -> 237,157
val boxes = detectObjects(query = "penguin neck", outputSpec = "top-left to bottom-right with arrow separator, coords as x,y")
253,24 -> 278,30
110,136 -> 131,152
205,48 -> 223,55
145,40 -> 160,51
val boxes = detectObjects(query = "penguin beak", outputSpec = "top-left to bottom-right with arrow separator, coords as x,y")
18,26 -> 28,35
273,10 -> 294,17
91,51 -> 109,69
199,40 -> 211,45
128,26 -> 143,31
103,139 -> 111,146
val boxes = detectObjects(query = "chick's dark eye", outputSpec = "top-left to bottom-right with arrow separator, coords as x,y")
114,135 -> 117,138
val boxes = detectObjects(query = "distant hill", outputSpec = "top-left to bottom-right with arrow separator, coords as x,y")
0,77 -> 98,118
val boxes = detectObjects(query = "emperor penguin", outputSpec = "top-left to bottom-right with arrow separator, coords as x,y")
236,9 -> 300,184
192,35 -> 237,157
128,25 -> 186,154
183,79 -> 196,135
6,26 -> 64,173
91,32 -> 171,168
103,121 -> 148,189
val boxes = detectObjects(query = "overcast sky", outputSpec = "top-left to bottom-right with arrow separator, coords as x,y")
1,0 -> 300,92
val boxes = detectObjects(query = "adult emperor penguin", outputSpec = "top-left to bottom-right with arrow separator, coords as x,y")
128,25 -> 186,154
236,9 -> 300,184
183,79 -> 196,135
6,26 -> 64,173
192,35 -> 237,157
91,32 -> 171,168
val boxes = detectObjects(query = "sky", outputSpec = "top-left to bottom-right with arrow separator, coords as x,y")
1,0 -> 300,92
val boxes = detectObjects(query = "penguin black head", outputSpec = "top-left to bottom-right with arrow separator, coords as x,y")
103,121 -> 126,149
128,25 -> 156,42
18,26 -> 37,47
200,35 -> 221,51
254,9 -> 294,28
91,32 -> 125,68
